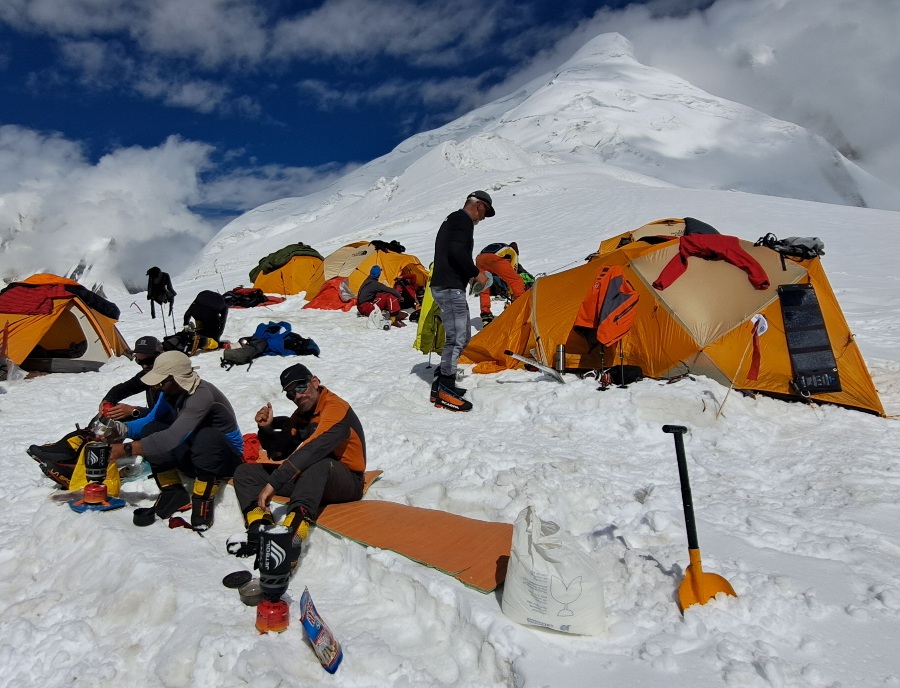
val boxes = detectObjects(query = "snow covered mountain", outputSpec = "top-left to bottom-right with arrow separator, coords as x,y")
194,32 -> 899,289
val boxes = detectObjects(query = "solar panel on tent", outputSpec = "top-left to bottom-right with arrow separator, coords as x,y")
778,284 -> 842,395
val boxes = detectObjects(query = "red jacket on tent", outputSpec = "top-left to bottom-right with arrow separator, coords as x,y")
652,235 -> 770,291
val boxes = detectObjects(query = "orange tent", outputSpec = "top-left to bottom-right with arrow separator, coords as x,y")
462,220 -> 884,416
0,274 -> 128,375
318,242 -> 429,297
250,244 -> 324,297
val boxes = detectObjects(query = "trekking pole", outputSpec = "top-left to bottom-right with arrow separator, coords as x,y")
617,340 -> 627,389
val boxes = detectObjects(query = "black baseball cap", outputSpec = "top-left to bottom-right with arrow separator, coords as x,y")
468,190 -> 495,217
280,363 -> 313,390
133,336 -> 163,355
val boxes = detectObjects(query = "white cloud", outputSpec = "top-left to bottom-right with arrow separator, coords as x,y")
270,0 -> 496,67
0,128 -> 215,286
0,126 -> 362,288
0,0 -> 268,68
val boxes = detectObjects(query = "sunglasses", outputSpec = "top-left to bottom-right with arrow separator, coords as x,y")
135,355 -> 158,367
284,380 -> 311,399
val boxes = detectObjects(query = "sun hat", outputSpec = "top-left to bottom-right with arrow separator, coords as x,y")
141,350 -> 200,393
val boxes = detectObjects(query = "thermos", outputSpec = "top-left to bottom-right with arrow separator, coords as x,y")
555,344 -> 566,375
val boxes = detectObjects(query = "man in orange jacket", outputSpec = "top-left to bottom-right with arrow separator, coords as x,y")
475,242 -> 527,325
229,363 -> 366,561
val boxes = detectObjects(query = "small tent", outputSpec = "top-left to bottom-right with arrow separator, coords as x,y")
302,277 -> 356,312
462,220 -> 884,416
320,241 -> 429,298
250,243 -> 325,297
0,274 -> 128,375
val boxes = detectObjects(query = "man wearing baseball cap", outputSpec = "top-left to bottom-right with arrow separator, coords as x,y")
108,350 -> 243,530
428,190 -> 495,411
227,363 -> 366,563
99,335 -> 165,420
27,335 -> 168,487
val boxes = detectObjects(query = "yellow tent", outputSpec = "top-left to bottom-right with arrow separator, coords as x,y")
462,221 -> 884,416
250,244 -> 324,297
320,242 -> 429,296
0,274 -> 128,375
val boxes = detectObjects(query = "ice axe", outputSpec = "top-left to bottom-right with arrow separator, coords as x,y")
662,424 -> 736,612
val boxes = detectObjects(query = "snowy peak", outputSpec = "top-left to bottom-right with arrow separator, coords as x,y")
199,32 -> 898,283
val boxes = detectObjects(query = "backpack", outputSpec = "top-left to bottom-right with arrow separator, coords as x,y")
163,329 -> 200,355
220,337 -> 269,370
220,322 -> 320,371
755,233 -> 825,260
223,287 -> 267,309
573,265 -> 639,350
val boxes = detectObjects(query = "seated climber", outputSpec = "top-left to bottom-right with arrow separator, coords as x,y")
228,363 -> 366,564
355,265 -> 408,327
27,335 -> 168,488
475,242 -> 527,326
393,272 -> 421,310
107,351 -> 244,530
100,336 -> 165,420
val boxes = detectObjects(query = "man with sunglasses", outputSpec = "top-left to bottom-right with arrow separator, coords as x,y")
109,351 -> 243,530
99,335 -> 165,420
429,190 -> 494,412
228,363 -> 366,563
27,335 -> 168,484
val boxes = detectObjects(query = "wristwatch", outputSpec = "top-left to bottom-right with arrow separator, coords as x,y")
131,409 -> 141,418
123,442 -> 134,457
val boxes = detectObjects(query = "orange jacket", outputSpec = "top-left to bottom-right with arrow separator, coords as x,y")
265,386 -> 366,491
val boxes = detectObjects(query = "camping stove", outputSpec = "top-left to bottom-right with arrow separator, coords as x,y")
255,599 -> 290,634
81,441 -> 110,504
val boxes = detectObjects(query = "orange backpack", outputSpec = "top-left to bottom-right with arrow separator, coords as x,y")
573,265 -> 639,348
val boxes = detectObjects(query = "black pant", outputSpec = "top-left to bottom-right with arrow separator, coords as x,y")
140,421 -> 242,482
233,459 -> 364,520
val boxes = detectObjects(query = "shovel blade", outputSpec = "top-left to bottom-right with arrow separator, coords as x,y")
678,565 -> 737,613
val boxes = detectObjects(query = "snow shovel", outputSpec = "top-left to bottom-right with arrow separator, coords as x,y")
662,425 -> 736,612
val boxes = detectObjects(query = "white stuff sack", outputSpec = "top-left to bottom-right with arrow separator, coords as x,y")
501,506 -> 606,635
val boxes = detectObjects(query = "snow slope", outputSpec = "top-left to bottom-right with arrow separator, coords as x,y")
1,31 -> 899,688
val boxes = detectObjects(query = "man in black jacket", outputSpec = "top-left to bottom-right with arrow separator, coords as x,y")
429,190 -> 493,412
100,335 -> 164,420
27,335 -> 165,482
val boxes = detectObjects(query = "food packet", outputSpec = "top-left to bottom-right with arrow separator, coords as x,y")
299,587 -> 343,674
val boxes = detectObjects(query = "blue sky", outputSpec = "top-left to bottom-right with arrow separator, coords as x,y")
0,0 -> 642,217
1,0 -> 897,285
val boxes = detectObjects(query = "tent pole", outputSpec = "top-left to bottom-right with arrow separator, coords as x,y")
715,336 -> 755,420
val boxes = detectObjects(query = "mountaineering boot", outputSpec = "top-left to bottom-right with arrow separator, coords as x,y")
190,478 -> 220,531
480,311 -> 494,327
133,469 -> 190,526
28,428 -> 87,464
282,507 -> 312,572
228,506 -> 275,558
429,370 -> 441,403
434,376 -> 473,412
37,461 -> 74,489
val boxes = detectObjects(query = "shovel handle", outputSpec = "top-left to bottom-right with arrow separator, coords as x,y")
663,425 -> 699,551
